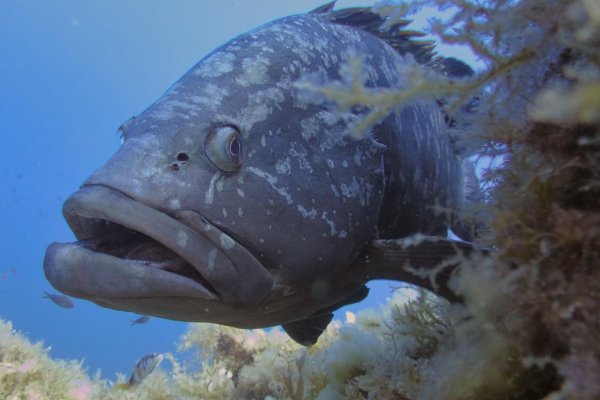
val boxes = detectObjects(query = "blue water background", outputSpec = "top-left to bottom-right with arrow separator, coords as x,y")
0,0 -> 479,379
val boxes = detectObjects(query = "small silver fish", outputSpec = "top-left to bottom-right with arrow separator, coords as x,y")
130,315 -> 151,326
42,291 -> 74,308
118,353 -> 164,389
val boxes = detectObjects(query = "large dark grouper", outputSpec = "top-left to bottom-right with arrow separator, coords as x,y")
44,3 -> 478,345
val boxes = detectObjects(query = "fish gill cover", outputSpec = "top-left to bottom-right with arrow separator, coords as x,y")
2,0 -> 600,398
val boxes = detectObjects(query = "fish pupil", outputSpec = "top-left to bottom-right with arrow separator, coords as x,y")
229,137 -> 240,157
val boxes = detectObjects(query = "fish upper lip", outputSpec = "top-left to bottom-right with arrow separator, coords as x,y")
45,184 -> 242,301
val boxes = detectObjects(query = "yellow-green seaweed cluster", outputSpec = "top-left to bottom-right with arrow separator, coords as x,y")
0,319 -> 97,400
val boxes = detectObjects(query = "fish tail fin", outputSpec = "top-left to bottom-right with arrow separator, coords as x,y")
450,158 -> 484,241
461,158 -> 482,208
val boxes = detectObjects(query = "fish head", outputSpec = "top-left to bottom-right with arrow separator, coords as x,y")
44,15 -> 390,327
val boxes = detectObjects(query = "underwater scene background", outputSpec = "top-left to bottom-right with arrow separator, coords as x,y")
1,0 -> 599,399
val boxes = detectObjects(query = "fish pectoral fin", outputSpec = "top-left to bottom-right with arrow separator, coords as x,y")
282,313 -> 333,346
282,285 -> 369,345
356,236 -> 483,302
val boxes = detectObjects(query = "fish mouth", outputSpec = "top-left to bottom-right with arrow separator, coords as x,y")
43,185 -> 245,304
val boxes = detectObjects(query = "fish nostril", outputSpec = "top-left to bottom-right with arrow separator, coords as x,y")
176,153 -> 190,162
170,163 -> 180,171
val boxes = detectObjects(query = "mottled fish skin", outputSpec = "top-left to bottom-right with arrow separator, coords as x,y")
43,5 -> 469,339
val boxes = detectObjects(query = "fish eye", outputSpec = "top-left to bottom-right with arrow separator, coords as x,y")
204,125 -> 244,172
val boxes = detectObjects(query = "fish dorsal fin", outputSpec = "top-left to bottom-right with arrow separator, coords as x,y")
315,4 -> 436,64
282,314 -> 333,346
309,1 -> 336,14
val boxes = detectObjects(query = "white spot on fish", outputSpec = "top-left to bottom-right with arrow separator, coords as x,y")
322,212 -> 338,236
207,248 -> 218,272
296,205 -> 317,219
168,198 -> 181,210
247,167 -> 293,205
189,84 -> 230,109
340,179 -> 361,199
238,207 -> 243,217
152,99 -> 202,121
236,56 -> 270,86
288,142 -> 314,173
237,188 -> 245,197
222,208 -> 228,218
235,88 -> 284,131
177,231 -> 188,248
219,234 -> 235,250
205,172 -> 220,205
216,179 -> 224,192
194,52 -> 236,78
275,157 -> 291,175
261,135 -> 267,147
330,184 -> 340,198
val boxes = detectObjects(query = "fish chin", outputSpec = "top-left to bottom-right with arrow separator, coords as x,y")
42,185 -> 250,309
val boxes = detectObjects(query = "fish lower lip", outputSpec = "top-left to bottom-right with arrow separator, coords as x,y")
44,185 -> 234,300
44,242 -> 216,299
